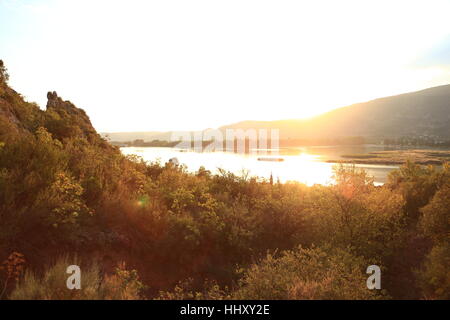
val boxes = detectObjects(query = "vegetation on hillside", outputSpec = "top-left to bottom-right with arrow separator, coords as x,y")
0,62 -> 449,300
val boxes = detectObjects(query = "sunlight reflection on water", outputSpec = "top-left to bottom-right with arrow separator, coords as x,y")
121,147 -> 398,186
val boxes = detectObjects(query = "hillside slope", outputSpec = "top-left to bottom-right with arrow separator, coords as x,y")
221,85 -> 450,140
0,81 -> 111,149
104,84 -> 450,143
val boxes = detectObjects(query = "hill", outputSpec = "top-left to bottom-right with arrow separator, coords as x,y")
221,84 -> 450,140
105,85 -> 450,144
0,82 -> 110,149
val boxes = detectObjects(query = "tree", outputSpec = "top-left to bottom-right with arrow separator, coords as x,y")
0,60 -> 9,84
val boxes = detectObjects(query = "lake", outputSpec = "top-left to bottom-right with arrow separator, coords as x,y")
121,145 -> 400,186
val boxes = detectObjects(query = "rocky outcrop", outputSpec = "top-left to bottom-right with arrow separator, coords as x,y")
46,91 -> 96,136
44,91 -> 111,148
0,62 -> 111,149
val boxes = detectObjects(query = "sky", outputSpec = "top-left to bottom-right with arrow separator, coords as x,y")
1,0 -> 450,132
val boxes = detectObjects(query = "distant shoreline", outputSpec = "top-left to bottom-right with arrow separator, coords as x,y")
325,149 -> 450,165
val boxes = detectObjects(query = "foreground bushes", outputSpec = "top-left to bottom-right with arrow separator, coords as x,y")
416,182 -> 450,299
0,125 -> 449,299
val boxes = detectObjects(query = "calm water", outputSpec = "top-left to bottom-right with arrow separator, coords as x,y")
121,145 -> 399,186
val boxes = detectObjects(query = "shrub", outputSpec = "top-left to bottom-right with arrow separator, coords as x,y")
419,185 -> 450,244
232,246 -> 385,300
416,243 -> 450,299
9,256 -> 144,300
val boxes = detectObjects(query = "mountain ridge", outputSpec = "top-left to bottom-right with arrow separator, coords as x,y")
104,84 -> 450,143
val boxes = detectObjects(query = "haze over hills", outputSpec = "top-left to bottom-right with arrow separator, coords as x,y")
104,84 -> 450,143
222,84 -> 450,140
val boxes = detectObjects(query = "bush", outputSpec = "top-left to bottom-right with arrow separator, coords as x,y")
9,256 -> 144,300
419,185 -> 450,244
416,243 -> 450,299
232,246 -> 385,300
